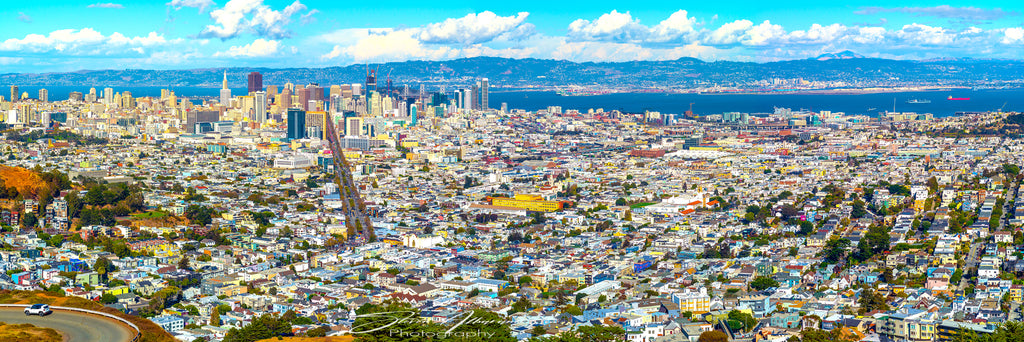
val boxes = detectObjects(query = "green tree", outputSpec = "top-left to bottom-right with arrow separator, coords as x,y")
697,330 -> 729,342
750,276 -> 780,291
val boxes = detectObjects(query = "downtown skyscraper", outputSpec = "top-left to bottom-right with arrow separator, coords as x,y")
247,71 -> 263,94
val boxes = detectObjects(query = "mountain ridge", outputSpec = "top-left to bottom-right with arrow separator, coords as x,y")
4,53 -> 1024,88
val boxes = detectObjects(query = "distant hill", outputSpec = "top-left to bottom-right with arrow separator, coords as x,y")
3,55 -> 1024,88
813,51 -> 864,60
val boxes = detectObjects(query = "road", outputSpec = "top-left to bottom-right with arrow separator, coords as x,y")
0,308 -> 134,342
958,242 -> 981,292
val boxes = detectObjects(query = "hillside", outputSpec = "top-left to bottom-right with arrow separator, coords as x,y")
0,322 -> 62,342
3,55 -> 1024,88
0,166 -> 46,199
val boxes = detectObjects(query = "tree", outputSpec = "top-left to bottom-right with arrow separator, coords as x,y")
698,330 -> 729,342
851,200 -> 867,218
93,257 -> 113,281
178,255 -> 190,271
531,325 -> 547,336
210,306 -> 221,326
185,205 -> 215,226
100,292 -> 118,304
822,238 -> 851,264
750,276 -> 780,291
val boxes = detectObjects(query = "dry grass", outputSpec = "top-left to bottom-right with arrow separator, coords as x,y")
0,322 -> 63,342
0,290 -> 176,342
0,166 -> 47,198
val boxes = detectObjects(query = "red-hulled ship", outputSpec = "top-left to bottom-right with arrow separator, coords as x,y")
947,96 -> 970,100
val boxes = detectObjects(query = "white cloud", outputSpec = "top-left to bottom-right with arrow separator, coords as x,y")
198,0 -> 312,40
214,38 -> 281,57
648,10 -> 699,43
167,0 -> 215,13
1003,27 -> 1024,44
17,12 -> 31,23
300,9 -> 319,25
895,23 -> 955,46
567,10 -> 648,42
786,24 -> 849,45
417,11 -> 531,44
88,3 -> 124,8
705,20 -> 753,45
322,29 -> 457,62
0,28 -> 169,55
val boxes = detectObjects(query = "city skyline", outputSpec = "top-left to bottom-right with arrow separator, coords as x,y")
3,1 -> 1024,73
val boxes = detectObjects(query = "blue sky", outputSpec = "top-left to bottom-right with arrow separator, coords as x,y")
3,1 -> 1024,72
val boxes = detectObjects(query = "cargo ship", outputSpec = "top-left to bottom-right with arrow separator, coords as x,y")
947,96 -> 970,100
906,99 -> 931,104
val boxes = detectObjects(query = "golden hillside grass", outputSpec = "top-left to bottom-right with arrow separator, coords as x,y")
0,322 -> 63,342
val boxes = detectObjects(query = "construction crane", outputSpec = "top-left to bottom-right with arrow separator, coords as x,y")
323,117 -> 374,243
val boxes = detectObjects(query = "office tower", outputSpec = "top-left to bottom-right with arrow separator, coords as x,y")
220,71 -> 231,106
471,84 -> 480,110
10,86 -> 18,103
351,84 -> 362,97
410,104 -> 417,127
69,91 -> 84,102
463,88 -> 473,111
479,78 -> 489,110
86,87 -> 96,102
280,88 -> 292,111
341,84 -> 353,98
38,89 -> 48,102
365,70 -> 376,94
186,110 -> 220,134
501,102 -> 508,113
287,109 -> 306,140
247,71 -> 263,94
104,87 -> 114,105
254,91 -> 267,124
345,116 -> 364,136
305,111 -> 327,140
330,85 -> 341,98
296,87 -> 310,111
121,91 -> 135,108
267,85 -> 278,98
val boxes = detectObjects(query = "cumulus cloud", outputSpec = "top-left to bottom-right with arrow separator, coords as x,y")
167,0 -> 215,13
197,0 -> 313,40
214,38 -> 281,57
417,11 -> 531,44
1003,28 -> 1024,44
17,12 -> 31,23
855,5 -> 1019,22
648,10 -> 699,43
0,28 -> 167,55
567,10 -> 649,42
88,3 -> 124,8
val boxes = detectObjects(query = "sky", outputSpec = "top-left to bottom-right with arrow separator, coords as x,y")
2,1 -> 1024,73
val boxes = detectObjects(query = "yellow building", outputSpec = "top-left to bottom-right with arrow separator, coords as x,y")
491,194 -> 562,212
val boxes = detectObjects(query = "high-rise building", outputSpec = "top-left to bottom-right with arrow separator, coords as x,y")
220,71 -> 231,106
462,88 -> 473,111
479,78 -> 489,110
254,91 -> 267,124
409,104 -> 417,126
287,108 -> 306,140
296,88 -> 310,111
104,88 -> 114,105
305,110 -> 327,140
38,89 -> 48,102
365,70 -> 377,94
280,88 -> 293,112
247,72 -> 263,94
345,116 -> 364,136
10,86 -> 18,103
267,85 -> 278,98
86,87 -> 96,102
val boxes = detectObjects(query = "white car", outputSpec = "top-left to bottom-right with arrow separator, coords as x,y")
24,304 -> 51,316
